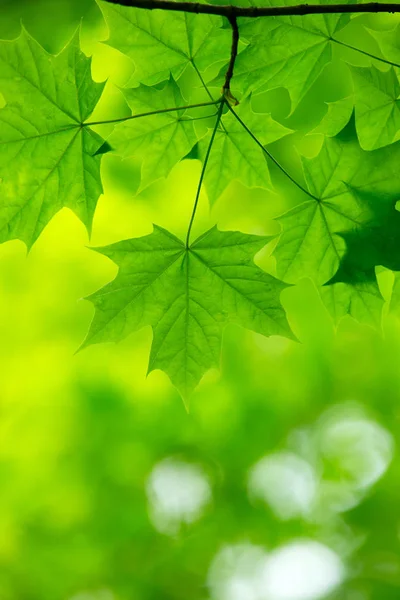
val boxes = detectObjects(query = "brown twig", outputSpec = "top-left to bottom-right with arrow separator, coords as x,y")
222,15 -> 239,105
103,0 -> 400,18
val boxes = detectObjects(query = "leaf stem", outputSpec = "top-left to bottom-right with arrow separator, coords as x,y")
331,37 -> 400,69
181,113 -> 218,121
226,103 -> 319,202
84,99 -> 221,127
191,60 -> 215,103
103,0 -> 400,19
191,60 -> 228,132
185,100 -> 225,249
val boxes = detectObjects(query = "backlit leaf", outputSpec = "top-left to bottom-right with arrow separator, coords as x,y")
351,65 -> 400,150
0,29 -> 106,246
84,225 -> 292,398
197,98 -> 291,206
274,119 -> 400,323
109,77 -> 200,190
98,0 -> 231,86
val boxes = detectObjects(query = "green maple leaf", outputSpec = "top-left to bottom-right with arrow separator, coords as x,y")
320,279 -> 384,326
196,98 -> 291,206
98,0 -> 231,86
351,65 -> 400,150
0,29 -> 106,247
369,23 -> 400,66
84,225 -> 292,398
323,187 -> 400,324
109,77 -> 201,191
273,119 -> 400,324
313,96 -> 353,137
212,0 -> 350,110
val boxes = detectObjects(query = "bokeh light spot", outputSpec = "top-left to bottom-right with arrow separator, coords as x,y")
261,540 -> 344,600
208,543 -> 268,600
318,405 -> 394,489
248,452 -> 317,520
146,458 -> 212,535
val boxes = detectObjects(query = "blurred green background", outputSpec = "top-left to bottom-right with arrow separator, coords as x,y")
1,1 -> 400,599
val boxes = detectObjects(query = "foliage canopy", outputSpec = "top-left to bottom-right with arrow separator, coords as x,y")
1,0 -> 400,398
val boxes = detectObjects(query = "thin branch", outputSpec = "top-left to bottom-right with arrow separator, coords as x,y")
226,103 -> 319,202
84,99 -> 221,127
223,15 -> 239,104
103,0 -> 400,18
186,100 -> 225,249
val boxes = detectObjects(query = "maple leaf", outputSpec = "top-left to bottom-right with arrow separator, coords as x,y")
351,65 -> 400,151
98,0 -> 231,86
195,97 -> 291,206
84,225 -> 292,398
313,96 -> 353,137
323,186 -> 400,325
273,119 -> 400,324
0,29 -> 106,247
369,22 -> 400,66
320,279 -> 384,327
108,77 -> 201,191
